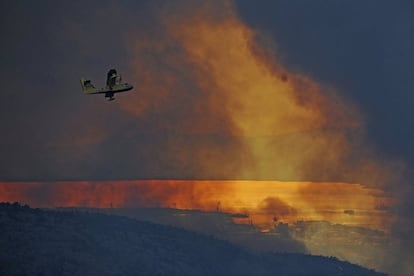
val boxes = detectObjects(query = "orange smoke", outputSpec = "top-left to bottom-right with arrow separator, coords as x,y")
0,180 -> 394,230
0,1 -> 397,231
113,0 -> 401,187
123,1 -> 359,134
0,0 -> 397,250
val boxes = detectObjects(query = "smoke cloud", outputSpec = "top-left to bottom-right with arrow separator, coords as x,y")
103,0 -> 403,188
113,2 -> 411,273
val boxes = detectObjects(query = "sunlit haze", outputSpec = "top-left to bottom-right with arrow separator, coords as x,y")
0,180 -> 394,231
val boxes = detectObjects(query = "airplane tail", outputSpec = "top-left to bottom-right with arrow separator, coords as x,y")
80,78 -> 96,94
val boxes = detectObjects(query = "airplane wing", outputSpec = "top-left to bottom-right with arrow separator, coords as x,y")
80,78 -> 100,94
81,78 -> 133,94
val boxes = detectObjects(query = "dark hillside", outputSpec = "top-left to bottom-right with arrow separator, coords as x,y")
0,203 -> 386,276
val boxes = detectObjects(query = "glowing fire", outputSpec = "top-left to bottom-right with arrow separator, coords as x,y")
0,180 -> 394,230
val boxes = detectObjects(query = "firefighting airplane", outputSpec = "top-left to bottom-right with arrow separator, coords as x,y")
80,69 -> 133,101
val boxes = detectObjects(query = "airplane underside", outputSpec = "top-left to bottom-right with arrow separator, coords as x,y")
105,92 -> 115,101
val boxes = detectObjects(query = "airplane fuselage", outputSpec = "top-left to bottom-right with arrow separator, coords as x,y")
95,83 -> 133,94
103,83 -> 133,101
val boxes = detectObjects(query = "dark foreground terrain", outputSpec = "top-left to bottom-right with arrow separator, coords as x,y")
0,203 -> 386,276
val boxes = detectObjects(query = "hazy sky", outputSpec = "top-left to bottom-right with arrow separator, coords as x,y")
1,0 -> 413,184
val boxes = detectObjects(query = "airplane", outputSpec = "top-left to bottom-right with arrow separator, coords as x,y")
80,69 -> 133,101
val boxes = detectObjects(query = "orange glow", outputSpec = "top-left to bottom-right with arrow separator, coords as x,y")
113,1 -> 401,187
0,180 -> 394,230
167,14 -> 358,136
0,1 -> 396,234
123,1 -> 360,135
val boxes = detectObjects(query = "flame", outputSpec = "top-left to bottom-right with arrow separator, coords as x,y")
0,180 -> 394,230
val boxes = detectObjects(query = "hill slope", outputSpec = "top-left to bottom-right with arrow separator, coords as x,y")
0,203 -> 386,276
